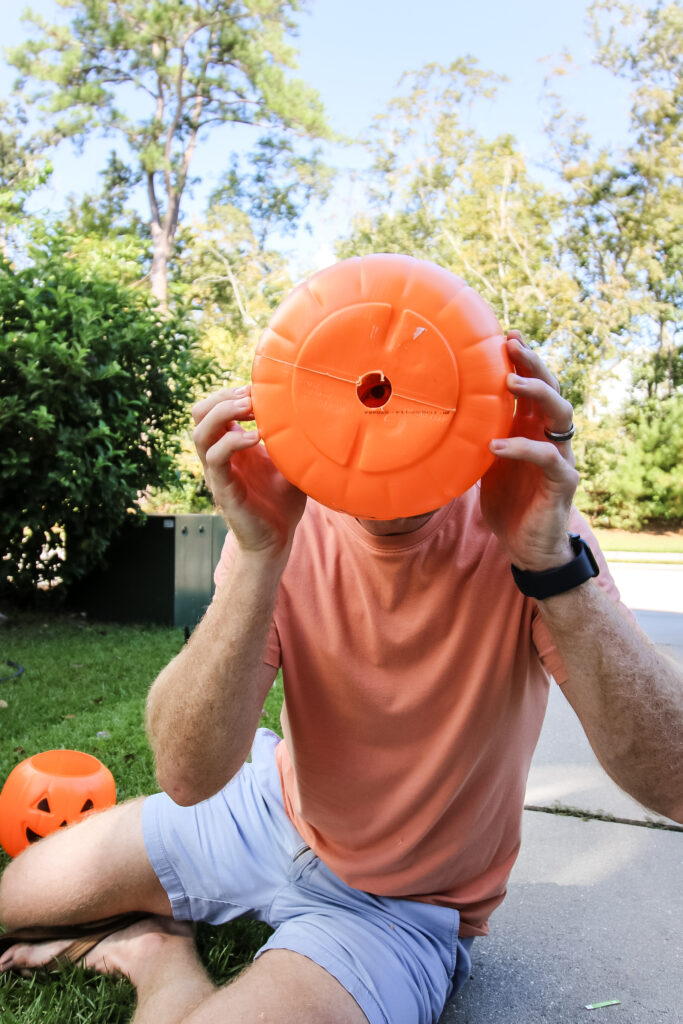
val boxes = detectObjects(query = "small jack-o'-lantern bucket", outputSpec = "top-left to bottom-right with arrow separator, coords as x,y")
0,749 -> 116,858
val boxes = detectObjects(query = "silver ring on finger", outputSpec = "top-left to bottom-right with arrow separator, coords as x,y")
544,423 -> 575,443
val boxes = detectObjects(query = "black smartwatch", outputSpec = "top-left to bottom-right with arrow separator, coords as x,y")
511,533 -> 600,599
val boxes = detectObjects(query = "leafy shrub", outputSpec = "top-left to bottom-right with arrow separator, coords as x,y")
0,239 -> 216,599
575,395 -> 683,528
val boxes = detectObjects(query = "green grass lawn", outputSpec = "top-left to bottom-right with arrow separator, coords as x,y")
592,527 -> 683,553
0,610 -> 284,1023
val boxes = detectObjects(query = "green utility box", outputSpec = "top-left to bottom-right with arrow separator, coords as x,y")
69,514 -> 228,630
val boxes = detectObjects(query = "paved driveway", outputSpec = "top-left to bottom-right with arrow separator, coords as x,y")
608,560 -> 683,666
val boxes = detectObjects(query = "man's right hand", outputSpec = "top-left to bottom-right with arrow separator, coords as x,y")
192,386 -> 306,559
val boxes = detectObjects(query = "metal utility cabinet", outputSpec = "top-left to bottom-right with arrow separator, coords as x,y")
69,514 -> 228,630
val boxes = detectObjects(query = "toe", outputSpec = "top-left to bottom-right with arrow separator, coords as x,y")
0,938 -> 73,972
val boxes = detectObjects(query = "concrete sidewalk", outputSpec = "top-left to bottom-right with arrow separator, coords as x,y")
439,559 -> 683,1022
442,811 -> 681,1023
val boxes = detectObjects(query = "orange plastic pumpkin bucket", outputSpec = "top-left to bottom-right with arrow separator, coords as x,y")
0,750 -> 116,858
251,254 -> 514,518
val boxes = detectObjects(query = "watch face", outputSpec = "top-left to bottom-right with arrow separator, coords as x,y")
570,534 -> 600,575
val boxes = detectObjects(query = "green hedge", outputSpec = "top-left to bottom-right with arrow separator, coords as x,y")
0,239 -> 215,599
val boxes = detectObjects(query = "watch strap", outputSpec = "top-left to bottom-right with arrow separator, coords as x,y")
511,533 -> 600,599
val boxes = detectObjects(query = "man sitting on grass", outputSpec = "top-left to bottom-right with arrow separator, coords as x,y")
1,332 -> 682,1024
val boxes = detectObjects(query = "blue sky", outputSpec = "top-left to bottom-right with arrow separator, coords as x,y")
294,0 -> 630,145
1,0 -> 634,270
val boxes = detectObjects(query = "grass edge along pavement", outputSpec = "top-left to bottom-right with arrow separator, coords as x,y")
0,612 -> 284,1023
592,527 -> 683,555
523,802 -> 683,833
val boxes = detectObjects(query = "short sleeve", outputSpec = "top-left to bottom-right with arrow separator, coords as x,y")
213,530 -> 282,669
531,508 -> 631,685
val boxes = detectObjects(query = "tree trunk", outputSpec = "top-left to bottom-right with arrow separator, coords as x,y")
149,221 -> 170,308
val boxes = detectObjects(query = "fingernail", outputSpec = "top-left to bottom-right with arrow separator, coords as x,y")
490,440 -> 506,453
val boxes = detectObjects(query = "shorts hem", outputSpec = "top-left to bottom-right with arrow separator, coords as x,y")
256,936 -> 386,1024
141,794 -> 193,921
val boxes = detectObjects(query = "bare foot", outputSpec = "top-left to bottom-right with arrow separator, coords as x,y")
0,916 -> 195,981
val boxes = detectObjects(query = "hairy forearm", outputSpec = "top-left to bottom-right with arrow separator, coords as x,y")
540,580 -> 683,822
145,549 -> 284,806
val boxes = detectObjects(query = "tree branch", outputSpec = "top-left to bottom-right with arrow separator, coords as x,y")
164,41 -> 188,187
443,228 -> 498,298
111,0 -> 150,38
196,248 -> 258,327
147,170 -> 161,227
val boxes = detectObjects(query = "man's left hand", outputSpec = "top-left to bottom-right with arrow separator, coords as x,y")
480,330 -> 579,572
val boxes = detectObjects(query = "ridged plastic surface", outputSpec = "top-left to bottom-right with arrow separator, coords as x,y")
251,254 -> 514,518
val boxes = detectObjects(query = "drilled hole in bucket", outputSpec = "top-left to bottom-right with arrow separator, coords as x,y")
356,371 -> 392,408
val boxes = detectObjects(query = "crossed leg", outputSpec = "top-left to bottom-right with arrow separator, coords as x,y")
0,798 -> 368,1024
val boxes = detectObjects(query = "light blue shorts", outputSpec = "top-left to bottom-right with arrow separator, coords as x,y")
142,729 -> 473,1024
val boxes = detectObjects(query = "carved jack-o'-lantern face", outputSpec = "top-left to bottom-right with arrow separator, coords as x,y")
0,750 -> 116,857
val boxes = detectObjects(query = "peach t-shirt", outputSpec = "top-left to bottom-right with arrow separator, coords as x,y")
215,487 -> 620,936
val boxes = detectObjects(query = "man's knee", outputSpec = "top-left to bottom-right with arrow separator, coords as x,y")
190,949 -> 369,1024
0,796 -> 165,930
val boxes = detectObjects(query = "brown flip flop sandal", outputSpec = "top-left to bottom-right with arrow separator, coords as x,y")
0,911 -> 148,973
